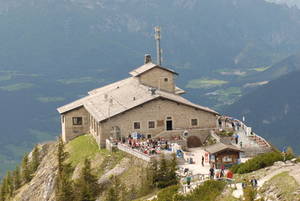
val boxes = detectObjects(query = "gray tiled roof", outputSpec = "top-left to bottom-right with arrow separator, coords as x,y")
57,77 -> 218,122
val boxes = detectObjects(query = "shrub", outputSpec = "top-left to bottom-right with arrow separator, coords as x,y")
231,151 -> 284,174
155,185 -> 179,201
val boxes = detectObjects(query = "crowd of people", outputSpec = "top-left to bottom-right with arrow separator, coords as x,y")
122,133 -> 174,155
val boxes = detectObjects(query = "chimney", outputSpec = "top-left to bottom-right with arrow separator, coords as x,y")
144,54 -> 152,64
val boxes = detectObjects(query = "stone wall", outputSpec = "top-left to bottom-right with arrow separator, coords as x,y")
100,98 -> 217,147
61,107 -> 90,142
139,67 -> 175,93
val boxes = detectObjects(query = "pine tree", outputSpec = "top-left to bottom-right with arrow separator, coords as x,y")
166,153 -> 178,186
6,172 -> 13,198
157,154 -> 168,188
55,137 -> 74,201
0,176 -> 8,201
12,166 -> 21,191
30,145 -> 40,174
74,159 -> 99,201
148,158 -> 158,187
21,154 -> 31,184
105,176 -> 124,201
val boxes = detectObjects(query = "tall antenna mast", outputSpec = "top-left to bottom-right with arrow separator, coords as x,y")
155,26 -> 162,66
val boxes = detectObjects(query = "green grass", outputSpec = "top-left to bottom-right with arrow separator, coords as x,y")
0,83 -> 34,91
186,78 -> 228,89
66,135 -> 101,167
260,172 -> 299,201
36,97 -> 66,103
252,66 -> 270,72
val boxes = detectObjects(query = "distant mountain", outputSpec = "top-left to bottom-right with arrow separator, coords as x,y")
224,70 -> 300,153
2,0 -> 300,176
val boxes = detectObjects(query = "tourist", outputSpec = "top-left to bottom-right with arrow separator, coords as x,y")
201,155 -> 204,167
251,178 -> 258,188
240,141 -> 243,148
220,164 -> 225,177
186,174 -> 192,188
209,167 -> 215,179
242,179 -> 247,189
226,170 -> 233,179
235,134 -> 239,144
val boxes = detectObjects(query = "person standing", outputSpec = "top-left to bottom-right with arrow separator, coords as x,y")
209,167 -> 215,180
186,175 -> 192,189
235,134 -> 239,144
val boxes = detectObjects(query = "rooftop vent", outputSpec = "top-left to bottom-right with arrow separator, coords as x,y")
144,54 -> 152,64
148,87 -> 157,95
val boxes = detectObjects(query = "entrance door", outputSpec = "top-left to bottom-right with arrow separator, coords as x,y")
166,120 -> 173,131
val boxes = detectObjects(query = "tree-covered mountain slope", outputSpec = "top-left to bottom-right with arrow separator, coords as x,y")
224,70 -> 300,153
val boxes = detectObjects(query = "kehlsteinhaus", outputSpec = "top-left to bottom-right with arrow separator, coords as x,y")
57,55 -> 220,148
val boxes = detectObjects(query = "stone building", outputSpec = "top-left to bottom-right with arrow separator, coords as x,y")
57,55 -> 220,148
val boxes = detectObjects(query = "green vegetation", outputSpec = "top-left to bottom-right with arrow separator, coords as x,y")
66,135 -> 126,177
231,151 -> 294,174
260,172 -> 299,201
208,87 -> 242,109
36,97 -> 66,103
66,135 -> 101,167
186,78 -> 228,89
218,130 -> 234,137
252,66 -> 270,72
0,146 -> 41,201
0,83 -> 34,92
74,159 -> 100,201
151,180 -> 226,201
55,138 -> 75,201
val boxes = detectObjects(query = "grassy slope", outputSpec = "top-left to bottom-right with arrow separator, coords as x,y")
65,134 -> 149,197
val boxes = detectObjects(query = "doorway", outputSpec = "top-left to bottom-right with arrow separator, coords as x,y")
166,117 -> 173,131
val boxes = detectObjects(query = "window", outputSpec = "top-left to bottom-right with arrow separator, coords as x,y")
133,122 -> 141,129
61,115 -> 65,123
223,156 -> 232,162
164,78 -> 169,82
72,117 -> 83,125
191,119 -> 198,126
148,121 -> 155,129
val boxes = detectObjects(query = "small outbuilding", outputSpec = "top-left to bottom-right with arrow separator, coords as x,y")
205,143 -> 243,168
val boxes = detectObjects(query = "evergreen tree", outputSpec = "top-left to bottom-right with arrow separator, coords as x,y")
148,159 -> 158,187
105,176 -> 124,201
166,154 -> 178,187
5,172 -> 13,198
31,145 -> 40,173
55,137 -> 74,201
0,176 -> 8,201
74,159 -> 99,201
12,166 -> 21,191
157,154 -> 169,188
21,154 -> 31,184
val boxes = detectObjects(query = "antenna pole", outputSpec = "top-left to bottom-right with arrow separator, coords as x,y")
155,26 -> 162,66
